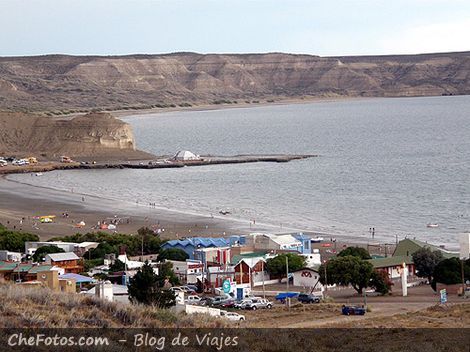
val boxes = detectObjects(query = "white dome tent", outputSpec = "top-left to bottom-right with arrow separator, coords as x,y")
173,150 -> 200,161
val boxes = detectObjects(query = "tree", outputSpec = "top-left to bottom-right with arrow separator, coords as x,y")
32,245 -> 65,262
319,255 -> 374,294
338,246 -> 371,260
158,248 -> 189,262
138,227 -> 163,254
412,247 -> 443,282
0,225 -> 39,252
431,257 -> 470,291
266,253 -> 306,279
128,261 -> 176,308
109,259 -> 125,273
370,270 -> 393,295
85,242 -> 116,260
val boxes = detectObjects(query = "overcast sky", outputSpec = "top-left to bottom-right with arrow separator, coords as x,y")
1,0 -> 470,57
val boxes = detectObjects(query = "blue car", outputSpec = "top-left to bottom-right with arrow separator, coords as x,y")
341,305 -> 366,315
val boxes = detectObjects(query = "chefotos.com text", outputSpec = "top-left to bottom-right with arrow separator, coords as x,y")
8,333 -> 109,347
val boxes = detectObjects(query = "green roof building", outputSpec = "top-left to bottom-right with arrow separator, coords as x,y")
393,238 -> 459,259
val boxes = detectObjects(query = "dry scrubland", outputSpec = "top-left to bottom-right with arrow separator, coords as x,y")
1,283 -> 469,329
0,283 -> 227,328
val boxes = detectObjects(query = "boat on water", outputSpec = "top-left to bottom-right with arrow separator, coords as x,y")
35,172 -> 43,176
427,223 -> 439,228
219,210 -> 231,215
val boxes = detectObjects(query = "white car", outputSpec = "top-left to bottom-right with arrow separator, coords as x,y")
185,295 -> 201,305
12,159 -> 29,166
220,310 -> 245,321
0,160 -> 7,167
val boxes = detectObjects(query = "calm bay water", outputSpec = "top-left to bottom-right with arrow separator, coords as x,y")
10,96 -> 470,246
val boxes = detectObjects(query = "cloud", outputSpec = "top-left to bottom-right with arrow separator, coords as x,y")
380,19 -> 470,54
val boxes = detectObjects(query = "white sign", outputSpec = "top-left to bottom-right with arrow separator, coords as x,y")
460,233 -> 470,260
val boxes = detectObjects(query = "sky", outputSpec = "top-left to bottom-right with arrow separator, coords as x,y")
1,0 -> 470,57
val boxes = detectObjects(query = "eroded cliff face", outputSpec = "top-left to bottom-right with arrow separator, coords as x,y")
0,112 -> 152,160
0,52 -> 469,111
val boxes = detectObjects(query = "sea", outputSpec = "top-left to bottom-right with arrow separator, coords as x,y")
8,96 -> 470,247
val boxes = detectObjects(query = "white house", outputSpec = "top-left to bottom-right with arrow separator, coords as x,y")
292,267 -> 323,291
301,249 -> 321,267
245,233 -> 302,252
0,250 -> 22,262
167,259 -> 204,284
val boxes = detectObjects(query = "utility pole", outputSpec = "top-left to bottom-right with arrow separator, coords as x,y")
324,260 -> 328,292
286,256 -> 290,310
461,259 -> 466,295
262,260 -> 265,299
286,256 -> 289,292
141,234 -> 144,260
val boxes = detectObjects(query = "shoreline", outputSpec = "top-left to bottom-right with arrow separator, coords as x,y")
0,174 -> 399,254
111,96 -> 369,119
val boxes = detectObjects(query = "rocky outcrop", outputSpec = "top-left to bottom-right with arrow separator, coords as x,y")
0,51 -> 469,111
0,112 -> 153,160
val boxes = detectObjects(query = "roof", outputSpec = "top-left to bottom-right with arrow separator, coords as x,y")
368,255 -> 413,268
28,265 -> 53,274
173,150 -> 199,160
46,252 -> 79,261
231,252 -> 267,265
393,238 -> 458,259
75,242 -> 99,248
59,273 -> 95,283
163,237 -> 229,249
262,234 -> 301,246
85,284 -> 128,295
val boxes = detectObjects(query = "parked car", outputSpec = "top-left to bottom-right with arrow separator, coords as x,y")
210,295 -> 232,307
185,284 -> 198,292
236,298 -> 273,310
185,295 -> 201,305
220,310 -> 245,321
198,297 -> 214,306
169,286 -> 184,293
180,285 -> 197,294
219,299 -> 236,309
341,305 -> 366,316
0,159 -> 7,167
12,159 -> 28,166
297,293 -> 321,304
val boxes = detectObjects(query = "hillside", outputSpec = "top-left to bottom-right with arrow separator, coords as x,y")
0,111 -> 154,160
0,283 -> 222,328
0,51 -> 469,112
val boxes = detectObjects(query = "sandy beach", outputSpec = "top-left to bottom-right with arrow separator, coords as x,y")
0,174 -> 396,259
0,175 -> 291,241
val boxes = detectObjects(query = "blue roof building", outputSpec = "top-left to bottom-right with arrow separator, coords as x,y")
161,237 -> 229,259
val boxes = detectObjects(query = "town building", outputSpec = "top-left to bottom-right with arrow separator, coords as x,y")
207,266 -> 236,288
393,238 -> 459,259
194,246 -> 231,268
25,241 -> 99,257
44,252 -> 83,274
292,267 -> 323,291
0,250 -> 22,262
166,259 -> 204,284
161,237 -> 229,259
368,256 -> 415,279
245,233 -> 302,253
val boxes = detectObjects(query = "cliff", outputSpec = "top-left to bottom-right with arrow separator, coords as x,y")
0,51 -> 469,111
0,112 -> 153,160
